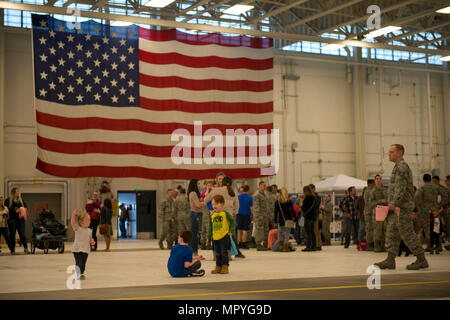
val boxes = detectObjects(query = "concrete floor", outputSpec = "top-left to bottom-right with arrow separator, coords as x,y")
1,239 -> 449,300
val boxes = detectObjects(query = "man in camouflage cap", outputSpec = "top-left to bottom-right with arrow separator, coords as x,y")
374,144 -> 428,270
253,181 -> 270,251
158,189 -> 177,250
415,174 -> 440,251
174,188 -> 191,233
321,194 -> 333,246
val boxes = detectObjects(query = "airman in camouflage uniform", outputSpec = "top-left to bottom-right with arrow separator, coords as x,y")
158,190 -> 177,250
364,180 -> 375,251
266,186 -> 277,227
174,189 -> 191,233
321,194 -> 333,245
432,176 -> 449,246
415,174 -> 440,251
253,181 -> 270,251
370,175 -> 388,252
374,144 -> 428,270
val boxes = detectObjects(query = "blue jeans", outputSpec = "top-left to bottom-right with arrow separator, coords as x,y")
358,220 -> 366,242
213,235 -> 230,267
189,211 -> 202,254
345,217 -> 359,246
278,226 -> 290,244
186,260 -> 202,276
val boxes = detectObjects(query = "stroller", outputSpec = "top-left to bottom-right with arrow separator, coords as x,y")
31,209 -> 67,254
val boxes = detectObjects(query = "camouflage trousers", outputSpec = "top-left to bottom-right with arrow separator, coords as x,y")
364,211 -> 374,243
442,209 -> 450,241
177,212 -> 191,234
160,220 -> 177,246
373,218 -> 386,242
200,207 -> 211,245
416,211 -> 431,248
254,216 -> 270,245
321,218 -> 331,244
385,207 -> 424,256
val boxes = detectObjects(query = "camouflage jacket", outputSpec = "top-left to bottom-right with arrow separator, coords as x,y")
363,188 -> 373,214
369,185 -> 387,212
253,190 -> 269,218
174,196 -> 190,218
267,193 -> 277,218
388,158 -> 415,209
158,199 -> 176,221
322,201 -> 333,219
436,184 -> 449,208
414,182 -> 440,212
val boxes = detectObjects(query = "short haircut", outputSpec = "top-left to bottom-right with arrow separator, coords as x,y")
348,186 -> 355,193
212,194 -> 225,204
309,184 -> 316,190
432,176 -> 440,181
391,144 -> 405,155
367,179 -> 375,185
271,184 -> 278,190
423,174 -> 431,182
180,230 -> 193,244
242,185 -> 250,192
266,186 -> 273,192
374,174 -> 381,179
259,181 -> 266,186
303,186 -> 312,196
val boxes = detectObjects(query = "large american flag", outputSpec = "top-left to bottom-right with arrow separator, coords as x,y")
32,14 -> 273,180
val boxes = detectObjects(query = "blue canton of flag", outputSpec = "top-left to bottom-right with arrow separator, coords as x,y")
32,14 -> 139,107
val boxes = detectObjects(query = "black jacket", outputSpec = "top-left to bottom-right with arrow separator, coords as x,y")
274,200 -> 295,226
4,197 -> 27,222
301,196 -> 317,221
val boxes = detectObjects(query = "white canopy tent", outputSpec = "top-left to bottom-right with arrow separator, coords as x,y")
314,174 -> 368,193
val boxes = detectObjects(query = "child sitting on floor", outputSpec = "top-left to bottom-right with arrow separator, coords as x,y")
167,230 -> 205,277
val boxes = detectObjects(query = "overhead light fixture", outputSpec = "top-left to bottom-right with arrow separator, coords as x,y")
364,26 -> 402,39
322,43 -> 345,50
223,4 -> 254,15
111,21 -> 133,26
436,6 -> 450,14
144,0 -> 176,8
438,56 -> 450,61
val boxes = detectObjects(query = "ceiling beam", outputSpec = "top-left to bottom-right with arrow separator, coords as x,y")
246,0 -> 309,25
62,0 -> 77,8
389,21 -> 450,42
281,0 -> 364,32
91,0 -> 110,10
45,0 -> 59,6
182,0 -> 233,23
318,0 -> 422,35
2,1 -> 449,57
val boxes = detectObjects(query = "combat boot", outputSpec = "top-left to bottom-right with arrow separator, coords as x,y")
211,266 -> 221,274
406,253 -> 429,270
220,265 -> 229,274
200,242 -> 206,250
158,240 -> 164,250
374,241 -> 383,252
374,252 -> 396,269
257,244 -> 269,251
366,242 -> 374,251
282,243 -> 290,252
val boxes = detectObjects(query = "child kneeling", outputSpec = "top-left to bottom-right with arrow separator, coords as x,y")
208,195 -> 236,274
167,230 -> 205,277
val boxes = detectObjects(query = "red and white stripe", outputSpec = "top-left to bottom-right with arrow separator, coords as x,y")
36,28 -> 273,180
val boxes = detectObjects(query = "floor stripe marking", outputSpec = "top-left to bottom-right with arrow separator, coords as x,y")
109,280 -> 450,300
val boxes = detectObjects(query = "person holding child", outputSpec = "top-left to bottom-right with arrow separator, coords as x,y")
71,209 -> 96,280
208,195 -> 236,274
167,230 -> 205,277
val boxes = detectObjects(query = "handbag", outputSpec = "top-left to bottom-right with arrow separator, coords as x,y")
229,235 -> 238,256
277,201 -> 295,229
298,198 -> 316,227
99,224 -> 109,235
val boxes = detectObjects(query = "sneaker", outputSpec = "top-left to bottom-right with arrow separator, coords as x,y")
188,269 -> 205,277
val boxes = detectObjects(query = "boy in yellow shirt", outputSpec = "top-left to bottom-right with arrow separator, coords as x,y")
208,195 -> 236,274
